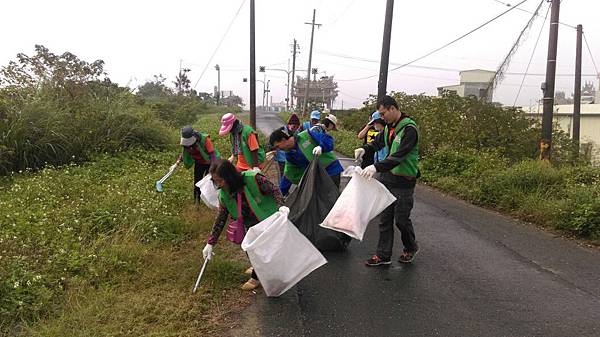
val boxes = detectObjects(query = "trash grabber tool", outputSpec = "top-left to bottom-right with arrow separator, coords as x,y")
155,165 -> 176,192
192,257 -> 210,293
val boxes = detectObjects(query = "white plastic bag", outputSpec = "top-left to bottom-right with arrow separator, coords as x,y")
195,174 -> 220,209
320,167 -> 396,241
241,207 -> 327,297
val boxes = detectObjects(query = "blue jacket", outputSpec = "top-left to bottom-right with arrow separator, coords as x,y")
279,129 -> 343,195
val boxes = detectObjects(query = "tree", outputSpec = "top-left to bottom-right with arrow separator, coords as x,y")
173,68 -> 192,95
554,91 -> 573,105
137,74 -> 173,99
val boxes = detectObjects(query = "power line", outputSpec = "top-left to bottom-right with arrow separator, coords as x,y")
320,50 -> 597,78
490,0 -> 577,29
488,0 -> 545,95
513,2 -> 550,106
337,0 -> 530,82
192,0 -> 246,90
583,33 -> 600,76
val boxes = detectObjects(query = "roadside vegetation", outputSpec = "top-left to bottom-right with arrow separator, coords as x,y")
0,46 -> 249,335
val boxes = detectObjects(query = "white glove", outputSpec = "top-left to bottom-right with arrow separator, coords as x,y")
354,148 -> 365,160
228,155 -> 235,162
360,165 -> 377,180
169,163 -> 178,171
312,146 -> 322,156
202,244 -> 214,260
252,167 -> 261,173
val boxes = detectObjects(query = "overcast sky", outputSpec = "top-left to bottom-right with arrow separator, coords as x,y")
2,0 -> 599,109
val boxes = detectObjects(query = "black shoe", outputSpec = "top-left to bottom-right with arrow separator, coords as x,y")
365,255 -> 391,267
398,248 -> 419,264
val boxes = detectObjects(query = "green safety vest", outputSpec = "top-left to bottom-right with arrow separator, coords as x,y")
384,117 -> 419,177
283,130 -> 337,184
218,171 -> 278,221
234,125 -> 265,168
182,132 -> 221,169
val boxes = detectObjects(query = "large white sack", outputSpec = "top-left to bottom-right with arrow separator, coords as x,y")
320,167 -> 396,241
195,174 -> 220,210
241,207 -> 327,297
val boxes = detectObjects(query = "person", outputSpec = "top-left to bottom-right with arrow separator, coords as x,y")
202,159 -> 284,291
301,110 -> 321,131
269,126 -> 344,196
357,112 -> 379,168
274,113 -> 301,180
311,114 -> 338,133
354,95 -> 420,266
219,113 -> 265,172
171,126 -> 220,202
367,112 -> 388,163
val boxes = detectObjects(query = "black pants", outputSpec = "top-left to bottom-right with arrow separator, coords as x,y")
376,186 -> 417,260
193,162 -> 211,202
361,147 -> 375,168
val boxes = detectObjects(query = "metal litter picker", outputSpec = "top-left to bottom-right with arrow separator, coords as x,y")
155,165 -> 177,192
192,257 -> 210,293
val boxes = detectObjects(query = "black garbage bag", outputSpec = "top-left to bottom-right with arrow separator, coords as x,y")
285,159 -> 351,251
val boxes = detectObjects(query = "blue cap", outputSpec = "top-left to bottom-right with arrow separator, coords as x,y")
368,111 -> 383,125
310,110 -> 321,120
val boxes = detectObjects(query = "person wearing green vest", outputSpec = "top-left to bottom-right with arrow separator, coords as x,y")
269,126 -> 344,196
171,126 -> 220,202
218,113 -> 266,172
202,159 -> 283,291
354,95 -> 420,266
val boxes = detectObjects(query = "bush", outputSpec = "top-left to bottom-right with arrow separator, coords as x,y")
0,46 -> 175,174
422,150 -> 600,240
358,92 -> 578,163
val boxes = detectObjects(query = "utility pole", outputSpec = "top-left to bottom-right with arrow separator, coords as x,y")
573,24 -> 583,155
291,39 -> 298,110
249,0 -> 256,128
286,59 -> 290,111
215,64 -> 221,105
303,9 -> 321,114
378,0 -> 394,100
266,80 -> 270,109
540,0 -> 560,160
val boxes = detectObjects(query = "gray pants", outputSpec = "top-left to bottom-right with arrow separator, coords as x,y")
376,186 -> 417,260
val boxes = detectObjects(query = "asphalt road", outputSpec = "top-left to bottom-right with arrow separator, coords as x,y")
230,110 -> 600,337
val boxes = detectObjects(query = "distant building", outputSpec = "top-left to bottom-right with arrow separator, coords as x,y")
437,69 -> 495,102
293,75 -> 339,110
526,104 -> 600,166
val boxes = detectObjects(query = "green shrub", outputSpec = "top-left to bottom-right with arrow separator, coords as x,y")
0,46 -> 173,174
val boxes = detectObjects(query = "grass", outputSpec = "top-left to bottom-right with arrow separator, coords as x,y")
421,149 -> 600,242
1,114 -> 258,336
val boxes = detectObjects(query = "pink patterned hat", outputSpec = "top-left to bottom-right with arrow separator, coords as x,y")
219,113 -> 237,136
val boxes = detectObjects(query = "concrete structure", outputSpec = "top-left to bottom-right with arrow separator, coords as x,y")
294,75 -> 338,110
526,104 -> 600,165
438,69 -> 496,102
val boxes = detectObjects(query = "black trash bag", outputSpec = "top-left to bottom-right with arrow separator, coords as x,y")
285,159 -> 351,251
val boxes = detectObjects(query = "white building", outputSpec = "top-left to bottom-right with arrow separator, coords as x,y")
437,69 -> 496,102
526,104 -> 600,165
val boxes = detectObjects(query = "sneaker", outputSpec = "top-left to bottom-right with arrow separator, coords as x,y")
398,248 -> 419,264
244,267 -> 254,275
241,278 -> 260,291
365,255 -> 391,267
